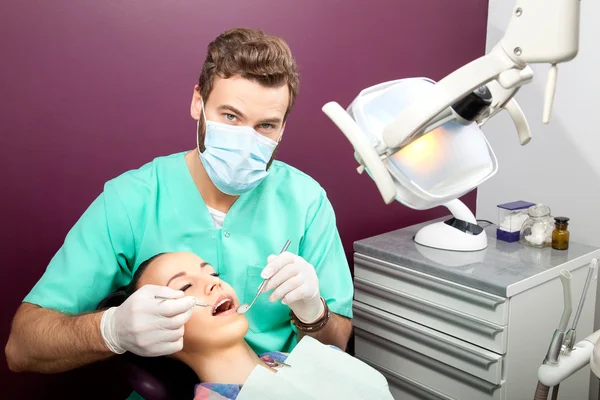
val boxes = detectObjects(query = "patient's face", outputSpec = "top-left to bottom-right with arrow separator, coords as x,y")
137,252 -> 248,353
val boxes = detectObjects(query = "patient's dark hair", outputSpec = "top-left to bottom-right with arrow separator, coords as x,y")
97,253 -> 165,310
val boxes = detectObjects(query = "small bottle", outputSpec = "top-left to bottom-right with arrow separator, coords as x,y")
552,217 -> 570,250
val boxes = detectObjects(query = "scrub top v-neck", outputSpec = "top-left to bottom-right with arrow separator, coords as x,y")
166,153 -> 257,281
24,152 -> 354,357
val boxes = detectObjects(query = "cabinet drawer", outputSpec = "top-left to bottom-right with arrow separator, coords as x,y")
360,357 -> 453,400
355,330 -> 505,400
353,301 -> 503,384
354,253 -> 508,325
354,277 -> 507,353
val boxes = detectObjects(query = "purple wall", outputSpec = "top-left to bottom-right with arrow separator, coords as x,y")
1,1 -> 488,398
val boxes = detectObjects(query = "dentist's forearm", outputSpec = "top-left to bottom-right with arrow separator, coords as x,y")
5,303 -> 113,373
299,312 -> 352,351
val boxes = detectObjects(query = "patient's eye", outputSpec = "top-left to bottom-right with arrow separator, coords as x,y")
211,273 -> 220,277
180,283 -> 192,291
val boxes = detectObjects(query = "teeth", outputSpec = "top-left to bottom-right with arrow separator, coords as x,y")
213,298 -> 232,314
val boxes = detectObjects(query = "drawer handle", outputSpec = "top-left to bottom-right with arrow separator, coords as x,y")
355,254 -> 506,309
355,328 -> 502,396
357,356 -> 454,400
353,305 -> 499,369
355,278 -> 504,338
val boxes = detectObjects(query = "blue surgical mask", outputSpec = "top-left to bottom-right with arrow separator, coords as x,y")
197,104 -> 279,196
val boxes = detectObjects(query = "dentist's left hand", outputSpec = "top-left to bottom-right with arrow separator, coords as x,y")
261,252 -> 324,323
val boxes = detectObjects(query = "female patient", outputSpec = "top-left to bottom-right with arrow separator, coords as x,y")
100,252 -> 293,400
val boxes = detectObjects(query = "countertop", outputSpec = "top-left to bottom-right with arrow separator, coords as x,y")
354,217 -> 600,297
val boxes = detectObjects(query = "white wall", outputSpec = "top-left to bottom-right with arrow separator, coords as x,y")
478,0 -> 600,246
479,2 -> 600,398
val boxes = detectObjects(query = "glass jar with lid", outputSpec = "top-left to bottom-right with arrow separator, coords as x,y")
519,204 -> 554,248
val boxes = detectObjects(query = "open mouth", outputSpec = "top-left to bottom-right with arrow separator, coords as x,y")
212,295 -> 235,316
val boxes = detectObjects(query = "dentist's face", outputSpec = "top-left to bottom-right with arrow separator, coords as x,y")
191,75 -> 289,148
136,252 -> 248,353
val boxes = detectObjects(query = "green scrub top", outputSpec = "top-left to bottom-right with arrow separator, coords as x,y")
24,151 -> 353,356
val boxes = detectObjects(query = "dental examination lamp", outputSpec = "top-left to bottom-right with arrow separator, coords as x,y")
322,0 -> 580,252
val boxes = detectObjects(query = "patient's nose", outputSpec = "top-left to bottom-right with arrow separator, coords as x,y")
205,278 -> 221,296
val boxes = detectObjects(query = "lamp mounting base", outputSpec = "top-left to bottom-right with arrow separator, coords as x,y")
414,217 -> 488,252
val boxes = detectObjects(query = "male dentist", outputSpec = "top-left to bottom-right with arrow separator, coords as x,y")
5,28 -> 353,389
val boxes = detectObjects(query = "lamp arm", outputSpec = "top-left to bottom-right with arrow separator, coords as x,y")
382,0 -> 581,150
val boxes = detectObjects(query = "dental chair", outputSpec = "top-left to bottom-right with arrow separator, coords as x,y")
97,299 -> 199,400
119,351 -> 199,400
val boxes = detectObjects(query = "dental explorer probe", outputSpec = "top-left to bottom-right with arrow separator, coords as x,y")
154,296 -> 212,307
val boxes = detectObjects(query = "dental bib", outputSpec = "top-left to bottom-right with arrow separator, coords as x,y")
237,336 -> 394,400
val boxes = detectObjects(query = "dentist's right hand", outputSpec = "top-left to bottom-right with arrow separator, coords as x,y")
100,285 -> 197,357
